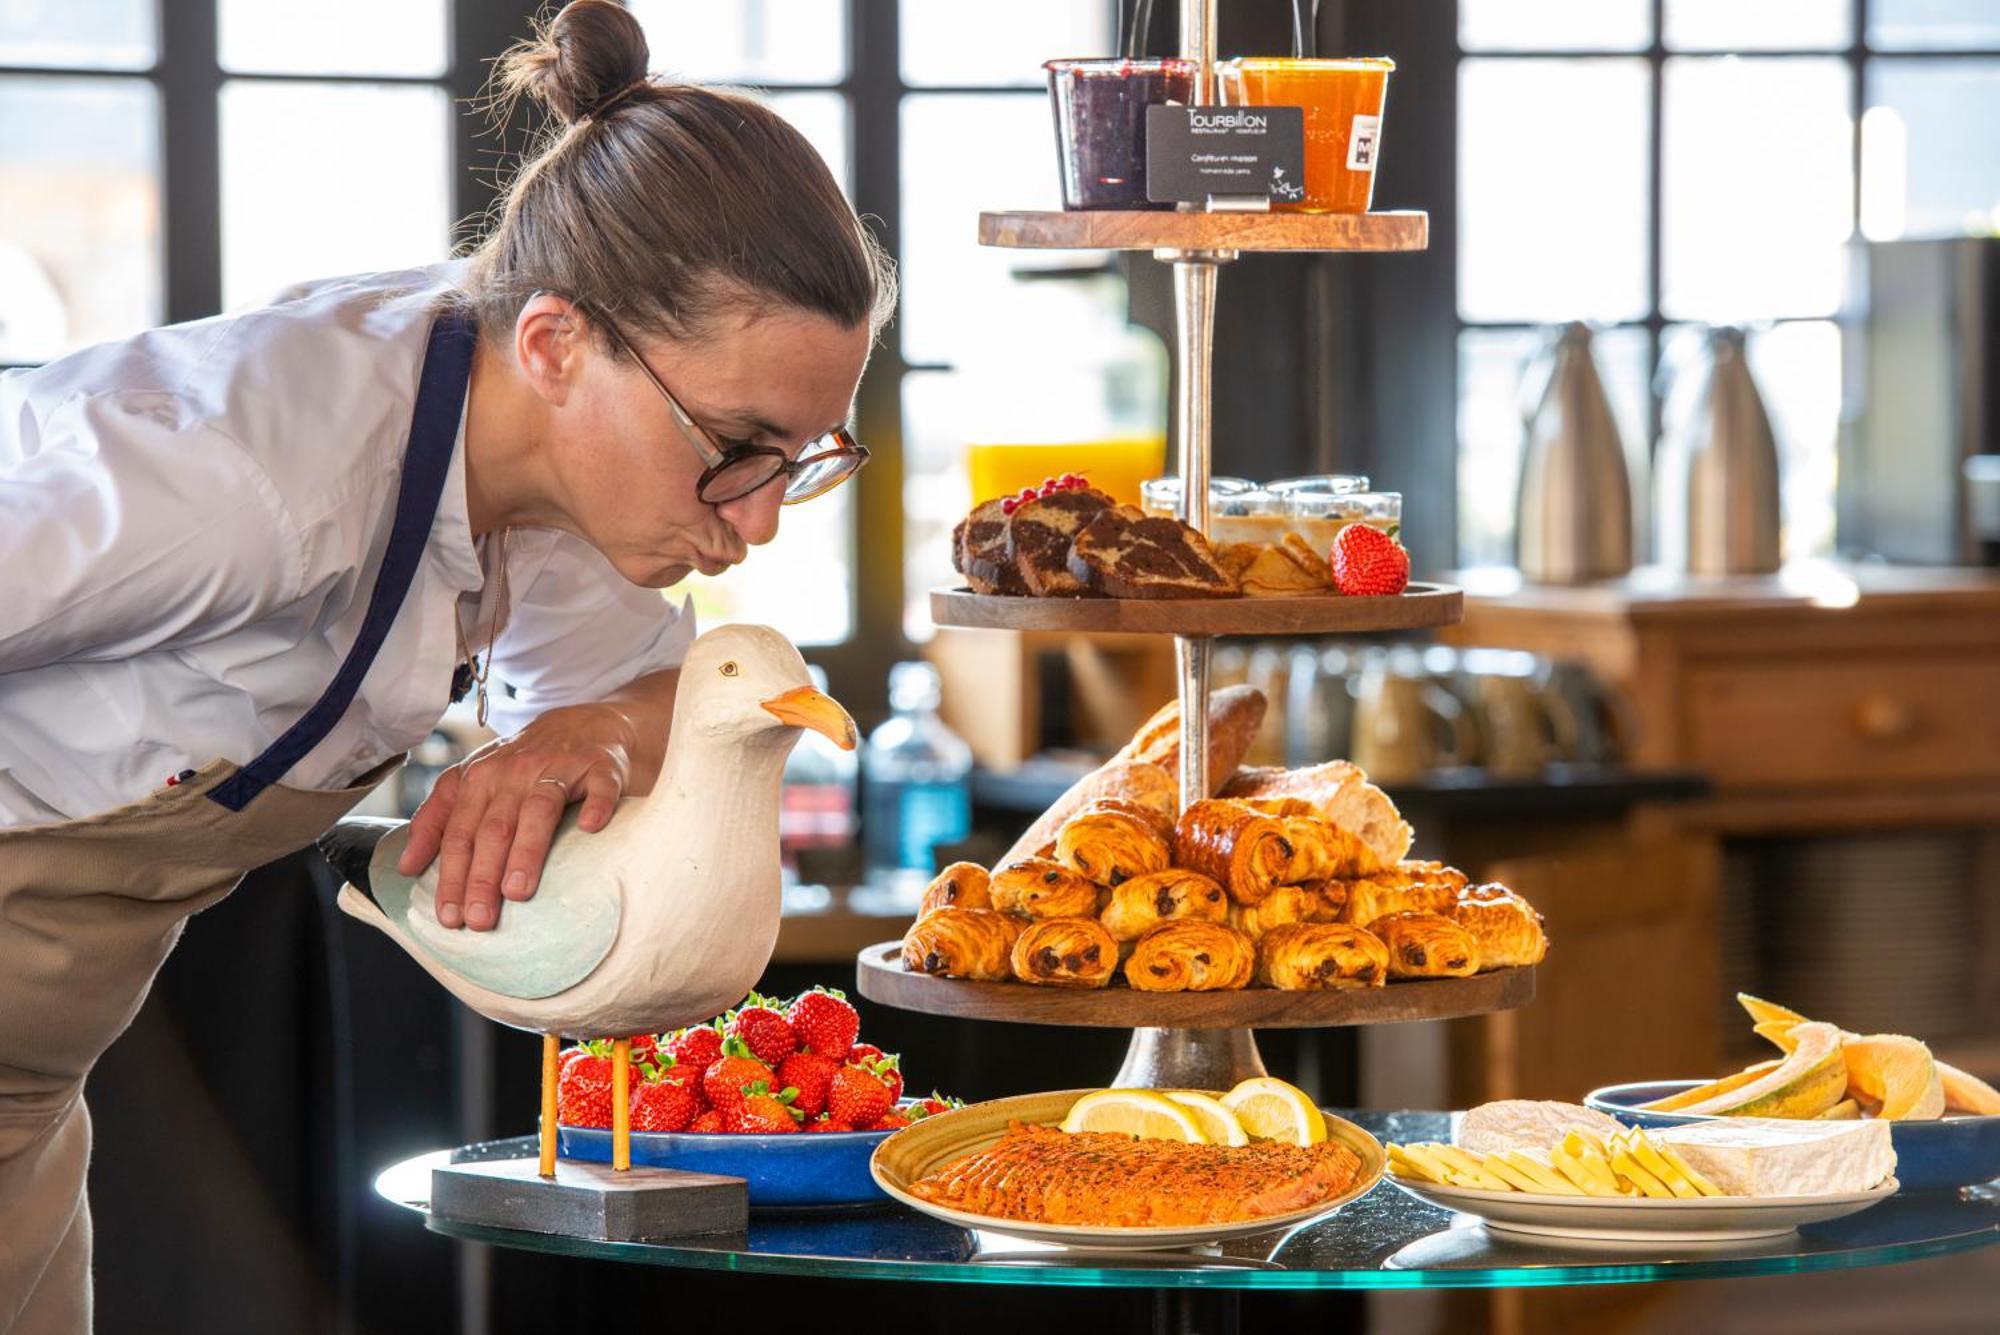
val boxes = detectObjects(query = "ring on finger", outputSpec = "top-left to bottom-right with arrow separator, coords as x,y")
534,775 -> 571,799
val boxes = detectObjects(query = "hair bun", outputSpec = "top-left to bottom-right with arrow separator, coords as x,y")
497,0 -> 650,125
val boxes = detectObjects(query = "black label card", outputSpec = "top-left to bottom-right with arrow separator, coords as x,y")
1145,104 -> 1306,204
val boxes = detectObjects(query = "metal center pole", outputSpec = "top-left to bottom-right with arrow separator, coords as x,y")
1171,254 -> 1220,813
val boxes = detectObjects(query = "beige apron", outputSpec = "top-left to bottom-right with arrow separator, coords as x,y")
0,307 -> 476,1332
0,757 -> 399,1333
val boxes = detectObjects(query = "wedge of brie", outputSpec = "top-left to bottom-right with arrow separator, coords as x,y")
1655,1117 -> 1895,1197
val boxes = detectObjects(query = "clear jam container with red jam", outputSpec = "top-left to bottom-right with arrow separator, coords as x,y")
1046,58 -> 1201,211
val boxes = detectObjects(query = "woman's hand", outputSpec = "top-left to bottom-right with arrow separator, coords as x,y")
398,703 -> 634,929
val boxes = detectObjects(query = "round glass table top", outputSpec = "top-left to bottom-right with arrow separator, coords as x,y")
375,1110 -> 2000,1291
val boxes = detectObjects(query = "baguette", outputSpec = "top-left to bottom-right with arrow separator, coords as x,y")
997,686 -> 1269,866
1222,759 -> 1413,869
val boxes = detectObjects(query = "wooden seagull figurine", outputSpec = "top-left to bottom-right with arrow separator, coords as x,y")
319,622 -> 855,1173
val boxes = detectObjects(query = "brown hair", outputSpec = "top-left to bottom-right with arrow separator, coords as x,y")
462,0 -> 895,348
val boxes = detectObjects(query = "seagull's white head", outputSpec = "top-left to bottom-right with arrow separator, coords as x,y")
678,623 -> 856,752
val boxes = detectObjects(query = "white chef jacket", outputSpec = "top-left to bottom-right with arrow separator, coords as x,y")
0,264 -> 695,827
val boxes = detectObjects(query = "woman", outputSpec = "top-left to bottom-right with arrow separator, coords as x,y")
0,3 -> 893,1328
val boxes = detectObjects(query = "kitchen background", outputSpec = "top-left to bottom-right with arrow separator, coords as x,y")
5,1 -> 1998,1333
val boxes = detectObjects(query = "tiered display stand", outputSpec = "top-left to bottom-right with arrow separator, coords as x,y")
857,2 -> 1532,1088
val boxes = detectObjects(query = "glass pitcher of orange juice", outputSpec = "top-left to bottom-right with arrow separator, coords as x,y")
958,268 -> 1167,508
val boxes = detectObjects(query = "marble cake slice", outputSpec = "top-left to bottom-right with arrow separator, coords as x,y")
1005,487 -> 1114,597
954,497 -> 1028,595
1066,506 -> 1239,599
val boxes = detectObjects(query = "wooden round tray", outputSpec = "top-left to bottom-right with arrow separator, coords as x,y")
855,942 -> 1534,1030
930,583 -> 1462,636
979,209 -> 1428,254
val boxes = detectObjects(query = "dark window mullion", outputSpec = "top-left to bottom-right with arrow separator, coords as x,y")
158,0 -> 220,324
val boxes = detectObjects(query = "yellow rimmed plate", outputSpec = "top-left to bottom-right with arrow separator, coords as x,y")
870,1089 -> 1384,1250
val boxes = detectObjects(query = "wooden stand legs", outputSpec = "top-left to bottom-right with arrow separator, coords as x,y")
611,1037 -> 632,1171
538,1033 -> 560,1178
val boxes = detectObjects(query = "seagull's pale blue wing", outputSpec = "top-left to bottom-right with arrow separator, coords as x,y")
364,818 -> 622,999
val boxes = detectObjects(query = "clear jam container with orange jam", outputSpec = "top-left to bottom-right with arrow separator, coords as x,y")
1213,57 -> 1393,213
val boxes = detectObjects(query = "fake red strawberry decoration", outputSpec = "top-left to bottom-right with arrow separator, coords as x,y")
1329,524 -> 1410,596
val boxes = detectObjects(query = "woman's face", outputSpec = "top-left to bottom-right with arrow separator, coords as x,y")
542,301 -> 871,589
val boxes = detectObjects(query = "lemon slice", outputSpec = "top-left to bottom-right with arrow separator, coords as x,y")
1164,1091 -> 1250,1146
1060,1089 -> 1209,1143
1220,1077 -> 1328,1146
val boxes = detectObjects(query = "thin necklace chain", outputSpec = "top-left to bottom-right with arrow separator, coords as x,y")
453,526 -> 512,727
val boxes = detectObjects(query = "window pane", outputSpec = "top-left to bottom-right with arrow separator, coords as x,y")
220,82 -> 450,308
1458,326 -> 1651,569
902,1 -> 1113,87
1460,0 -> 1651,52
901,93 -> 1081,363
0,0 -> 152,70
630,0 -> 845,84
1665,0 -> 1850,51
1458,59 -> 1651,324
1871,0 -> 2000,51
1864,60 -> 2000,239
1662,58 -> 1852,322
765,91 -> 850,197
0,76 -> 159,361
220,0 -> 445,77
678,486 -> 854,645
1661,321 -> 1840,560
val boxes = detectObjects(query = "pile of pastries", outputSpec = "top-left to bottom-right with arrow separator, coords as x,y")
899,759 -> 1547,994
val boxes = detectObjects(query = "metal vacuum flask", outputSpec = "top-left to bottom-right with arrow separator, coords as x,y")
1656,326 -> 1783,575
1515,322 -> 1634,583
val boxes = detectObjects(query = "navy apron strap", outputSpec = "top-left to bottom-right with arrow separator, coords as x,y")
209,308 -> 478,812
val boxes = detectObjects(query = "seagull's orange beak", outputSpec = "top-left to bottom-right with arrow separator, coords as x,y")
761,685 -> 858,751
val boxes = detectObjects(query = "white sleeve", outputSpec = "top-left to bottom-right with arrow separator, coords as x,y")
0,391 -> 300,674
482,529 -> 696,735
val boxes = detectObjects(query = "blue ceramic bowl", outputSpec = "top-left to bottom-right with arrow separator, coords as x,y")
1585,1080 -> 2000,1193
558,1107 -> 909,1209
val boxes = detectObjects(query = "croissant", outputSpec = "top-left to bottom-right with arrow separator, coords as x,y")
1337,861 -> 1469,928
1055,803 -> 1173,888
901,908 -> 1024,981
1099,868 -> 1229,942
1222,761 -> 1413,870
920,862 -> 992,917
1450,883 -> 1548,968
1225,883 -> 1318,940
1123,920 -> 1257,992
990,857 -> 1101,919
1255,922 -> 1391,990
1010,917 -> 1119,989
1371,910 -> 1481,979
1173,799 -> 1295,905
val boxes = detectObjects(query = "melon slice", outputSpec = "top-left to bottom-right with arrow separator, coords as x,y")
1843,1034 -> 1946,1121
1737,993 -> 1807,1028
1676,1021 -> 1849,1118
1938,1063 -> 2000,1116
1637,1059 -> 1782,1112
1816,1098 -> 1861,1120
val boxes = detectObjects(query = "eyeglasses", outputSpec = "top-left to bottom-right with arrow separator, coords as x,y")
596,314 -> 869,506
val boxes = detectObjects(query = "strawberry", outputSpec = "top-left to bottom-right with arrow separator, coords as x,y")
847,1042 -> 885,1067
701,1037 -> 774,1116
827,1060 -> 896,1128
727,993 -> 798,1065
667,1022 -> 724,1073
556,1040 -> 615,1128
631,1068 -> 701,1132
804,1116 -> 855,1133
774,1050 -> 841,1118
868,1052 -> 904,1104
627,1033 -> 660,1068
868,1111 -> 913,1131
785,988 -> 859,1059
911,1093 -> 963,1121
1329,524 -> 1410,597
688,1109 -> 727,1134
734,1082 -> 803,1134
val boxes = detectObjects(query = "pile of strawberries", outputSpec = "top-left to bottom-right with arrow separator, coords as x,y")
999,473 -> 1092,516
556,987 -> 959,1135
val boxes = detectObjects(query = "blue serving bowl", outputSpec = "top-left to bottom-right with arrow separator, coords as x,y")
1585,1080 -> 2000,1193
558,1106 -> 910,1209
